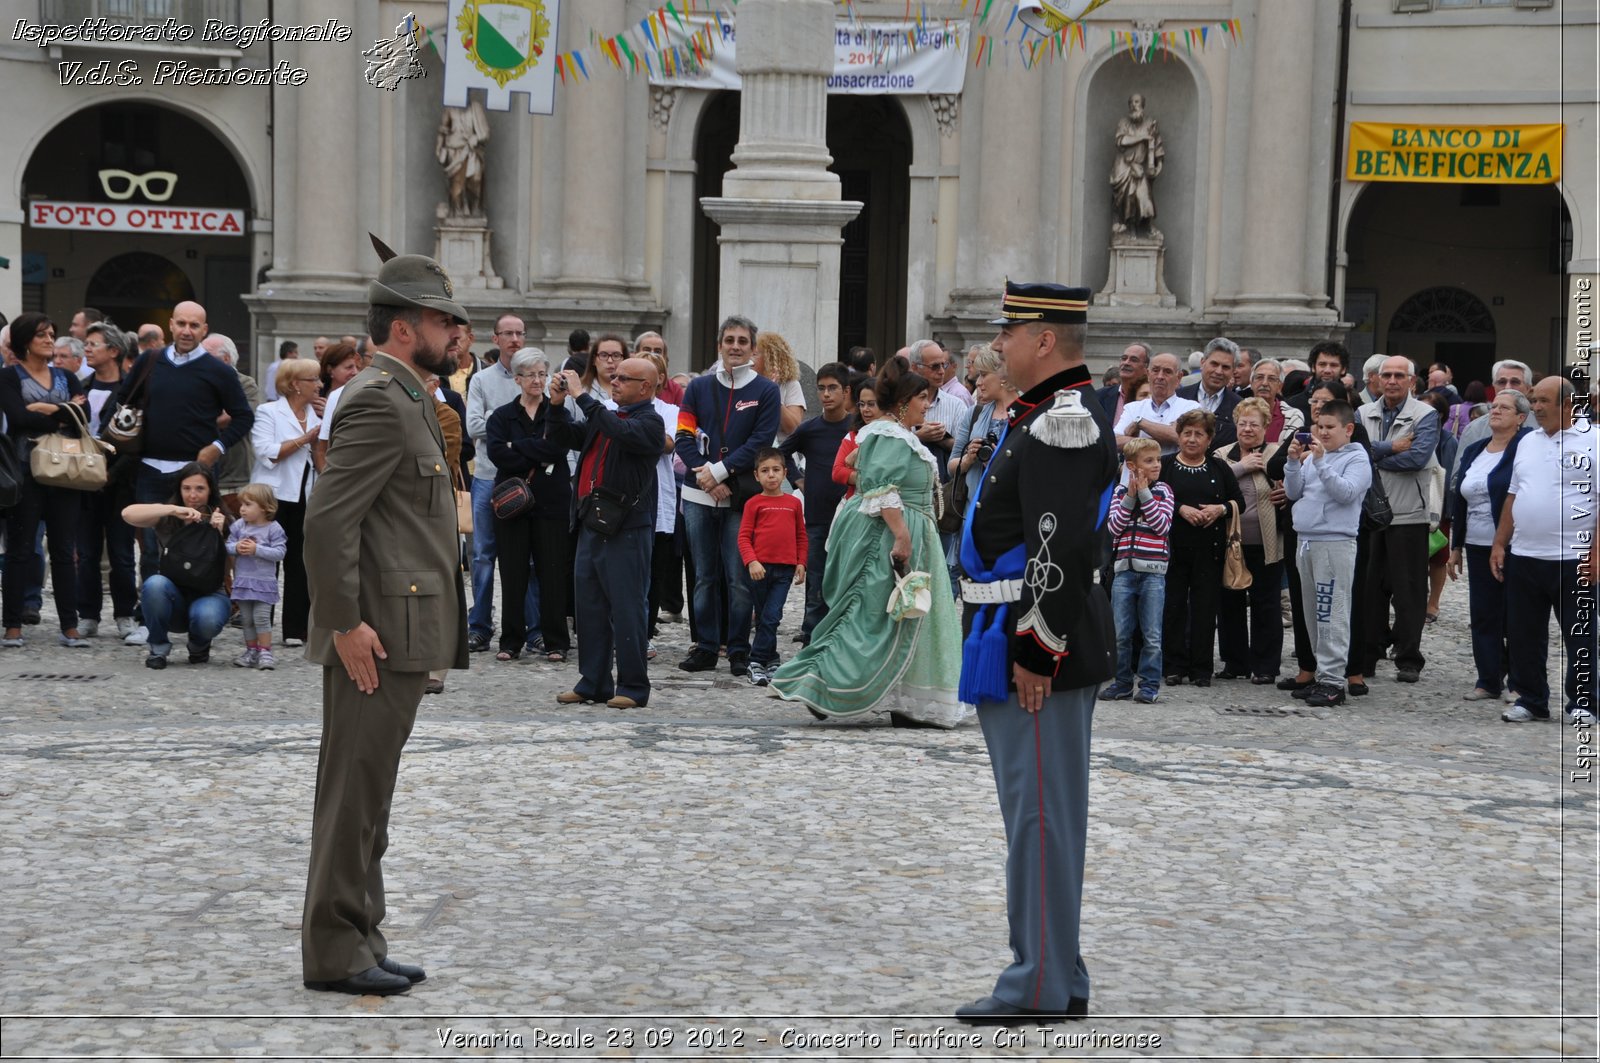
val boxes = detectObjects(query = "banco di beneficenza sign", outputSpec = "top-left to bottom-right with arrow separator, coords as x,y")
1347,122 -> 1561,184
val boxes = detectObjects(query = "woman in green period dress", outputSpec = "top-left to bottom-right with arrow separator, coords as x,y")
770,357 -> 968,728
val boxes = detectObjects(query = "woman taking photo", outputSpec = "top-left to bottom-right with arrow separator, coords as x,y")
771,357 -> 964,727
1160,409 -> 1244,686
250,357 -> 322,647
486,349 -> 572,663
1448,389 -> 1531,702
948,349 -> 1018,503
1214,398 -> 1284,683
0,313 -> 89,648
121,462 -> 231,669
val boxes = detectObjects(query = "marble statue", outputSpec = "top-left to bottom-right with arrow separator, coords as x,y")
1111,93 -> 1164,240
437,100 -> 490,218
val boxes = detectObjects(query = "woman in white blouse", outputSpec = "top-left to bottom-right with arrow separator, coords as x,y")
250,358 -> 322,646
754,331 -> 808,442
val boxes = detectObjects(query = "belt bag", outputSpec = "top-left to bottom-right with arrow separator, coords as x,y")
960,577 -> 1024,604
490,476 -> 536,521
578,484 -> 633,537
30,403 -> 111,492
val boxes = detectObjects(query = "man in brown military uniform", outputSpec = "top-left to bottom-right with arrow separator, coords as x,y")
300,253 -> 470,996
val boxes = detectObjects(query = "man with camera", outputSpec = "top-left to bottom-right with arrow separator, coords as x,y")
544,359 -> 665,709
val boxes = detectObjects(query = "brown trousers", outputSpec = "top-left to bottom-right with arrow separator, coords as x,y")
301,666 -> 426,981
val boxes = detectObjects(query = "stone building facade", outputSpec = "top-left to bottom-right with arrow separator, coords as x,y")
1,0 -> 1591,385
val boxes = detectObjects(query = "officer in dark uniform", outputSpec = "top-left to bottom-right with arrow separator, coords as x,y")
300,253 -> 470,995
954,282 -> 1118,1026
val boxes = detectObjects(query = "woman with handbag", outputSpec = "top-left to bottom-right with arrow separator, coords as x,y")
0,313 -> 91,648
250,358 -> 322,647
1159,409 -> 1244,686
120,462 -> 231,669
769,356 -> 966,728
485,349 -> 572,663
1213,398 -> 1285,683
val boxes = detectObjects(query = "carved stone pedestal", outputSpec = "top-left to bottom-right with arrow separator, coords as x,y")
1096,232 -> 1175,309
434,209 -> 503,290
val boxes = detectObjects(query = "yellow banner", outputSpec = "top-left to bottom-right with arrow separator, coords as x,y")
1347,122 -> 1561,184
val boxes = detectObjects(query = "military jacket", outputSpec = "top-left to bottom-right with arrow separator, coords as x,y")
962,365 -> 1118,691
303,353 -> 469,673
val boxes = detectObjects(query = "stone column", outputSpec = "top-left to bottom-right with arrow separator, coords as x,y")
700,0 -> 860,366
935,59 -> 1049,351
1223,1 -> 1329,320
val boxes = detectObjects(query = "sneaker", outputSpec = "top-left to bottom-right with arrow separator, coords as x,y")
524,635 -> 545,655
1098,682 -> 1134,702
78,619 -> 99,638
1502,689 -> 1519,704
1133,687 -> 1160,704
747,662 -> 770,687
234,647 -> 260,669
115,617 -> 137,639
646,640 -> 658,660
728,653 -> 751,678
0,634 -> 23,648
678,648 -> 718,672
1304,683 -> 1347,707
145,653 -> 168,670
58,633 -> 92,648
1501,704 -> 1547,723
256,649 -> 276,671
124,625 -> 149,646
467,632 -> 490,653
1292,684 -> 1316,700
283,637 -> 305,648
1566,707 -> 1597,727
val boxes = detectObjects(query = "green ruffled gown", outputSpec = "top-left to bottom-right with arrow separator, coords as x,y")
769,421 -> 969,727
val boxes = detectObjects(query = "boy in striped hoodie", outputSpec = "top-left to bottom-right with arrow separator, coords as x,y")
1102,438 -> 1176,703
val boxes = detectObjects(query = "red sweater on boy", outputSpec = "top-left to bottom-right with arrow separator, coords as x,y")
738,493 -> 808,566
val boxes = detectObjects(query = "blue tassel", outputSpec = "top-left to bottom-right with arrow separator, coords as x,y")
969,603 -> 1012,706
958,605 -> 990,706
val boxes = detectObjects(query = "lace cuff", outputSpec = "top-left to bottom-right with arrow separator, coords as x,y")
859,485 -> 903,516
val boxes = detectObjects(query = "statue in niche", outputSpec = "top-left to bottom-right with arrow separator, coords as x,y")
1110,93 -> 1164,241
437,99 -> 490,218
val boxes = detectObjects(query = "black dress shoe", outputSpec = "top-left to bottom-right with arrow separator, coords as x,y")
955,994 -> 1088,1026
1191,675 -> 1211,688
1347,681 -> 1370,697
1277,675 -> 1315,692
1164,674 -> 1186,686
377,956 -> 426,984
467,633 -> 490,653
1250,674 -> 1276,685
678,648 -> 718,672
1214,670 -> 1245,680
304,965 -> 411,995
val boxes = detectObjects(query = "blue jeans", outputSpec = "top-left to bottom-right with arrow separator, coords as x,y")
1111,569 -> 1165,690
749,563 -> 795,666
140,574 -> 231,657
682,502 -> 753,657
800,524 -> 829,639
468,477 -> 498,638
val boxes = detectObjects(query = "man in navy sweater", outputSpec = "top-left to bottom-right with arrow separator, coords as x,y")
779,361 -> 854,645
673,316 -> 781,676
121,301 -> 254,578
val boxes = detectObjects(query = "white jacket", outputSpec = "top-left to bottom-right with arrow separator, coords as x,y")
250,397 -> 320,503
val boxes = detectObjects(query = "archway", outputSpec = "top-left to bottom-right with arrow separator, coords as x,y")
22,101 -> 253,341
1343,182 -> 1570,386
691,92 -> 913,369
84,252 -> 197,334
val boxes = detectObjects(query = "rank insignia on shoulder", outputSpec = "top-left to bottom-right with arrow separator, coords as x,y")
1031,387 -> 1100,449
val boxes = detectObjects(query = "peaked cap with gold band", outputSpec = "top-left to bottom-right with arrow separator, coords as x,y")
989,280 -> 1091,326
367,252 -> 471,325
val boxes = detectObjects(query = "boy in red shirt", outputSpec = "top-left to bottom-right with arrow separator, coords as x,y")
738,447 -> 807,686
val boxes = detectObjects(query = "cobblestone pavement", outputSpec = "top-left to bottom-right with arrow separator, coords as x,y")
1,577 -> 1595,1060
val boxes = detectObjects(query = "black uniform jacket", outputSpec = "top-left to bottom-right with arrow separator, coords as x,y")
962,365 -> 1119,692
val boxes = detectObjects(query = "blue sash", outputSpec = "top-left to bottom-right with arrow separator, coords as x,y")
957,421 -> 1027,706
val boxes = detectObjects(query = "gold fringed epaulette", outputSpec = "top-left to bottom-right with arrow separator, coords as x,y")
1028,387 -> 1101,449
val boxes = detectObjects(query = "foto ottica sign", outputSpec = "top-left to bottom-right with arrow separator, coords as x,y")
28,200 -> 247,235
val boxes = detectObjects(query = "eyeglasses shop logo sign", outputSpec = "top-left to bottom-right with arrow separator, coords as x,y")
99,169 -> 177,202
29,200 -> 245,235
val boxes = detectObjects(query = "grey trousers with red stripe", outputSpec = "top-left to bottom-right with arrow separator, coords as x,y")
976,686 -> 1094,1010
